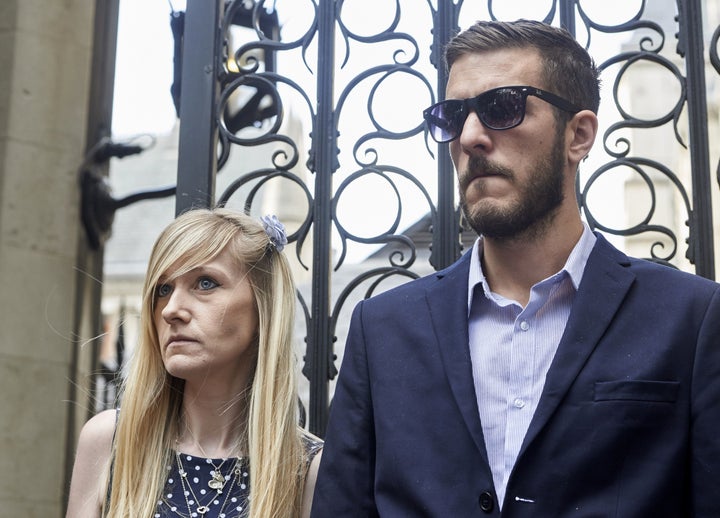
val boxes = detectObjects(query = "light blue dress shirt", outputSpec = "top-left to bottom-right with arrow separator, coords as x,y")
467,224 -> 596,508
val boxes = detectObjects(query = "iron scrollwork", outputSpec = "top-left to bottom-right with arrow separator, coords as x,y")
570,0 -> 710,270
172,0 -> 718,433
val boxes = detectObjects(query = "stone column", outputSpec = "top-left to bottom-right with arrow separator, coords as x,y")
0,1 -> 101,515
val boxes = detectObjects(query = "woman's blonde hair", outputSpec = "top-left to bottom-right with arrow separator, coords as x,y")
104,208 -> 305,517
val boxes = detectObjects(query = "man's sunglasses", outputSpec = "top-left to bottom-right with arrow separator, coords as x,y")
423,85 -> 582,143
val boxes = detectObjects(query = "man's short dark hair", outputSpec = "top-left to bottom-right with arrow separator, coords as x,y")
444,19 -> 601,116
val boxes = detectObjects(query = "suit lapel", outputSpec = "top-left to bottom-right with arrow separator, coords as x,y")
519,235 -> 635,454
426,252 -> 490,463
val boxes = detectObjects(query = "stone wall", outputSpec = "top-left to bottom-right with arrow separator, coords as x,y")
0,1 -> 97,515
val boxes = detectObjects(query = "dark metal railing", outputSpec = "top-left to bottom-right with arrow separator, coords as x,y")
678,0 -> 715,277
95,0 -> 718,435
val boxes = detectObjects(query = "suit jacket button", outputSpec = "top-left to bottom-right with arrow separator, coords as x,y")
479,491 -> 494,513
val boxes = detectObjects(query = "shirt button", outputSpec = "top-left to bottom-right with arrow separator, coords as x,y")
519,320 -> 529,331
479,491 -> 495,512
514,398 -> 525,408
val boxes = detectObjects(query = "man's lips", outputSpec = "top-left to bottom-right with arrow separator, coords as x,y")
464,156 -> 513,181
474,171 -> 503,178
470,165 -> 511,178
462,170 -> 508,191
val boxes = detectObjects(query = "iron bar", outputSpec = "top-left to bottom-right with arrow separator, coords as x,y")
559,0 -> 577,36
307,0 -> 338,436
175,0 -> 224,214
677,0 -> 715,279
430,0 -> 461,270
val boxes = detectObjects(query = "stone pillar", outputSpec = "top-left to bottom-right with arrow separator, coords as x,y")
0,1 -> 101,515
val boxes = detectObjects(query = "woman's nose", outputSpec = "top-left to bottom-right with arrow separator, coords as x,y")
161,288 -> 190,322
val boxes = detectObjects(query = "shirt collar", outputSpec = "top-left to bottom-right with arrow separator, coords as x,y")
563,222 -> 596,290
467,223 -> 597,313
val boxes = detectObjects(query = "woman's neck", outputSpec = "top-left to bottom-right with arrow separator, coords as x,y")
177,393 -> 249,458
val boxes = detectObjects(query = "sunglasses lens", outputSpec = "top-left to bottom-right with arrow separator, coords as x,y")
424,88 -> 528,142
425,100 -> 464,143
480,88 -> 525,129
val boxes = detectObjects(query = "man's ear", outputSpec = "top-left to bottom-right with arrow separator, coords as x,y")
566,110 -> 598,164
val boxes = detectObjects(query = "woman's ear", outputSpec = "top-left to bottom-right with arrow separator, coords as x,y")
566,110 -> 598,165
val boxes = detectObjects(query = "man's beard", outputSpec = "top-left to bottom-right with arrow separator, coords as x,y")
459,132 -> 566,242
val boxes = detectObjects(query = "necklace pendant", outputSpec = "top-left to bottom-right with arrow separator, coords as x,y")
208,472 -> 225,490
196,505 -> 210,514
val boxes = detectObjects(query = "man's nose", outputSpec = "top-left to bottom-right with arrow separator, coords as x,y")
457,109 -> 493,152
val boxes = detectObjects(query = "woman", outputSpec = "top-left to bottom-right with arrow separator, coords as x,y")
66,209 -> 322,518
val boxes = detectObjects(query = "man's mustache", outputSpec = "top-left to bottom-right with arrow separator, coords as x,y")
460,156 -> 514,191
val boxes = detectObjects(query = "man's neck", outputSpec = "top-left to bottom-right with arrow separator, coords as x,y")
480,218 -> 584,307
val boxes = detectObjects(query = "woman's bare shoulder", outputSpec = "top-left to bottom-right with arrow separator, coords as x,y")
78,408 -> 118,444
65,409 -> 118,518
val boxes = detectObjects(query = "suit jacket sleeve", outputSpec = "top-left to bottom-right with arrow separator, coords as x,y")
311,300 -> 379,517
691,286 -> 720,515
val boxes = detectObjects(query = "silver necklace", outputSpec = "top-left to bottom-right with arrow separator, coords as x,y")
179,424 -> 240,492
174,451 -> 241,516
207,457 -> 230,491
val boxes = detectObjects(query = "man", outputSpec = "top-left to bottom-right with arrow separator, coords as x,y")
311,19 -> 720,517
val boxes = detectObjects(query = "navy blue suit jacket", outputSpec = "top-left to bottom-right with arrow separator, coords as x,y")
311,235 -> 720,517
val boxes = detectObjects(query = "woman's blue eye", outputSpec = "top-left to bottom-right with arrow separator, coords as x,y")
198,277 -> 219,290
156,284 -> 172,297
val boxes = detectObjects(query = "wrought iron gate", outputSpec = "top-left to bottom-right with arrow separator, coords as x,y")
170,0 -> 719,436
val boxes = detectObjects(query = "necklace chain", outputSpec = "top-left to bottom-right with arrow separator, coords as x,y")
173,451 -> 242,517
179,421 -> 242,491
163,418 -> 247,517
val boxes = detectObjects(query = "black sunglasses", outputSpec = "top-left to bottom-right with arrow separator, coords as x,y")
423,85 -> 582,143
